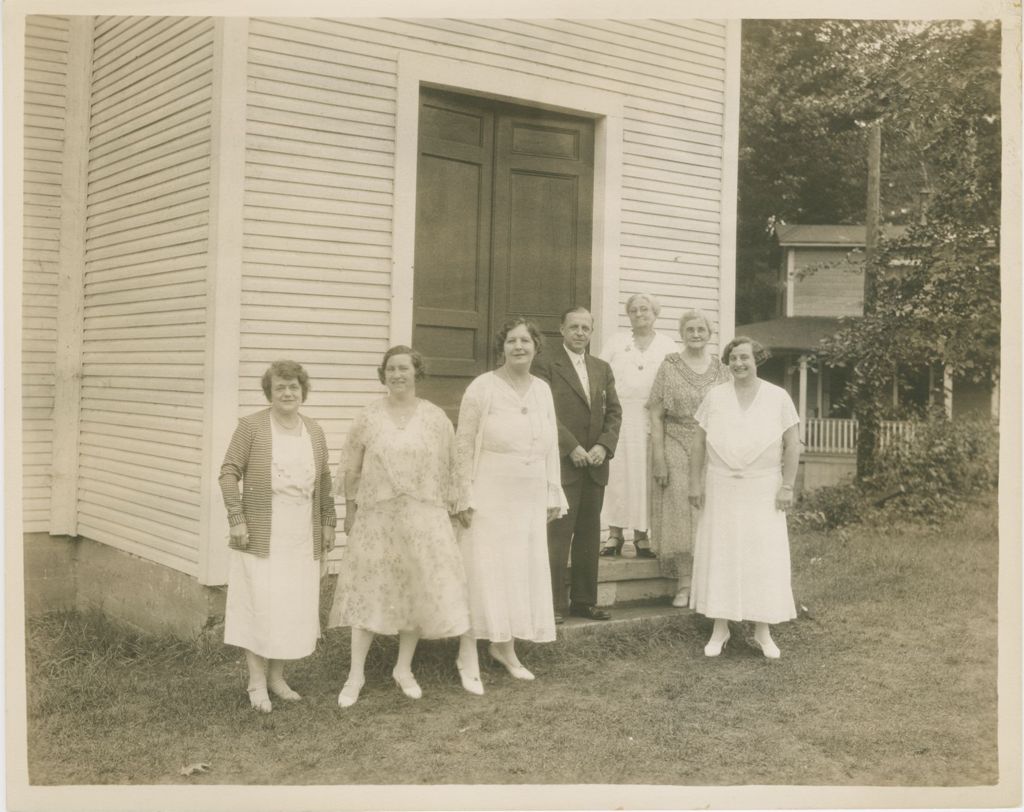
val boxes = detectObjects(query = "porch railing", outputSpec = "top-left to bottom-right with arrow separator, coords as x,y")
804,418 -> 916,455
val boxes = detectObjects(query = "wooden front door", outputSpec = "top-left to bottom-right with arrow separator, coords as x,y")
413,88 -> 594,419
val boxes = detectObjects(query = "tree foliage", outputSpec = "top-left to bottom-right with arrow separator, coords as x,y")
815,21 -> 1001,422
737,20 -> 1002,354
737,19 -> 1001,479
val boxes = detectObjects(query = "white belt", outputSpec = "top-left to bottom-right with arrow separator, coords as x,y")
708,465 -> 779,480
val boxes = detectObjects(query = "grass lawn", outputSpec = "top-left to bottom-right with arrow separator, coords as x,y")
24,497 -> 998,786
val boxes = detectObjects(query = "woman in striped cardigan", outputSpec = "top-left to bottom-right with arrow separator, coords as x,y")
219,360 -> 337,712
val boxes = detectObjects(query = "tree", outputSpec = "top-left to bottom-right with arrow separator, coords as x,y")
737,20 -> 1002,476
816,21 -> 1001,435
736,20 -> 1000,326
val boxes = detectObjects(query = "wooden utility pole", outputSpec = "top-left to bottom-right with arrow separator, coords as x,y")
857,121 -> 882,480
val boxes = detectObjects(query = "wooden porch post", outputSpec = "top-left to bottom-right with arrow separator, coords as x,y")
815,366 -> 823,417
197,18 -> 248,586
798,355 -> 808,443
50,17 -> 94,536
943,366 -> 954,419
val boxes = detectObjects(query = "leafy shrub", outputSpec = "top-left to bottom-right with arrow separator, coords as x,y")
791,482 -> 869,530
866,417 -> 999,521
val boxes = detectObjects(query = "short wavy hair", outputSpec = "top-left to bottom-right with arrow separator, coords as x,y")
721,336 -> 771,367
678,309 -> 712,335
261,360 -> 311,402
377,345 -> 426,384
625,292 -> 661,317
494,317 -> 544,358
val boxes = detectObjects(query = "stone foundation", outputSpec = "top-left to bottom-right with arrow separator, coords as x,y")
22,533 -> 225,638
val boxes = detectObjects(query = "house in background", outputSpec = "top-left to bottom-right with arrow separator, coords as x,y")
737,223 -> 997,489
18,15 -> 740,634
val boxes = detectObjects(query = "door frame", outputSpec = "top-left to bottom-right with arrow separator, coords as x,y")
391,51 -> 623,354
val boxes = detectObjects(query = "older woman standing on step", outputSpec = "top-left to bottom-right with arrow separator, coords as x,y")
648,310 -> 731,607
220,360 -> 337,713
598,293 -> 677,559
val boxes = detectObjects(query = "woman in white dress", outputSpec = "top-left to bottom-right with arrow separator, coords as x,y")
329,346 -> 470,706
598,293 -> 677,558
453,318 -> 567,692
688,337 -> 801,659
220,360 -> 337,712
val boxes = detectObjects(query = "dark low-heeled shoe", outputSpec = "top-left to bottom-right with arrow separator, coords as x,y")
600,536 -> 625,557
635,547 -> 657,559
569,605 -> 611,620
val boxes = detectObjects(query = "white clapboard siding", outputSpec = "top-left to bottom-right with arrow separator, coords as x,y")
791,247 -> 865,318
243,17 -> 728,469
78,17 -> 214,575
22,16 -> 69,531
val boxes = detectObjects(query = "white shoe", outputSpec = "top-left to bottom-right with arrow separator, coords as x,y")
392,668 -> 423,699
456,659 -> 485,695
247,686 -> 272,713
337,678 -> 364,708
751,635 -> 781,659
268,680 -> 301,701
703,631 -> 730,657
672,589 -> 690,608
488,644 -> 535,680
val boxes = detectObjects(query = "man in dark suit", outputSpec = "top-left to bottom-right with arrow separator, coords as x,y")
532,307 -> 622,623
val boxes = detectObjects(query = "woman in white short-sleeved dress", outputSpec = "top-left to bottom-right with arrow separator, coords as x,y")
688,337 -> 801,659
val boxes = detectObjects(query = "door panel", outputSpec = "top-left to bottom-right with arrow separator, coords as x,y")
413,89 -> 594,420
413,90 -> 494,417
492,110 -> 594,349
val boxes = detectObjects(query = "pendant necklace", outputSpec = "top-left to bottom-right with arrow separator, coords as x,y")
388,397 -> 416,429
632,334 -> 654,371
501,368 -> 530,414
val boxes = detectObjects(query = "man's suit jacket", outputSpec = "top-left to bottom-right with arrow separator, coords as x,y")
532,344 -> 622,487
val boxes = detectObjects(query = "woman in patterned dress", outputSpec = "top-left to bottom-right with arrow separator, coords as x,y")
220,360 -> 337,713
648,310 -> 731,607
598,293 -> 677,558
328,346 -> 470,707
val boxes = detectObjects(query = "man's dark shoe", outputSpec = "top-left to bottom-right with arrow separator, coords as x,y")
569,605 -> 611,620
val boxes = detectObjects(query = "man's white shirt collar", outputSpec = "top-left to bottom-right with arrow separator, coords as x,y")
564,345 -> 586,363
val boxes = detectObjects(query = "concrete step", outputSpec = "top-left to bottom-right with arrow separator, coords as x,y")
596,557 -> 662,581
556,604 -> 692,637
594,555 -> 678,607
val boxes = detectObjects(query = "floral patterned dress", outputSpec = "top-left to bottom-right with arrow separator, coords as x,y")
647,353 -> 731,586
327,398 -> 470,639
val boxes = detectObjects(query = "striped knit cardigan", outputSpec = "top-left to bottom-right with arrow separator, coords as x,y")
219,408 -> 337,559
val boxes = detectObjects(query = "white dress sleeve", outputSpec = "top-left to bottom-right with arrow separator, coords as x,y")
539,379 -> 569,515
454,374 -> 489,512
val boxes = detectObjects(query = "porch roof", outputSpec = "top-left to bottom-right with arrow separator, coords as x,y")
776,223 -> 908,247
734,316 -> 844,352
